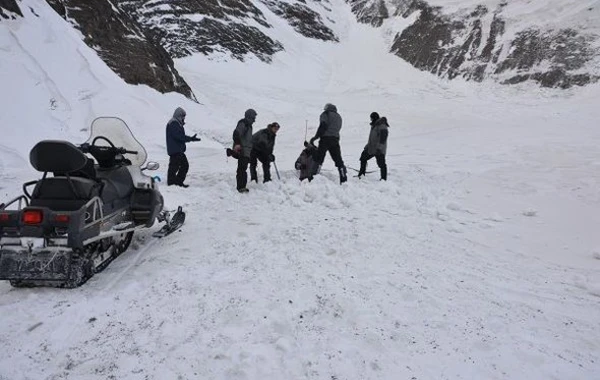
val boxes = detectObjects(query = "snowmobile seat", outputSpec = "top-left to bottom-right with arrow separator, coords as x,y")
27,141 -> 102,211
54,158 -> 97,181
29,177 -> 101,211
29,140 -> 88,174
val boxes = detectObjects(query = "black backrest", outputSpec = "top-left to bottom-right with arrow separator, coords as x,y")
30,140 -> 87,173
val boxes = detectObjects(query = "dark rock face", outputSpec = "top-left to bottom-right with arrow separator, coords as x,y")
495,28 -> 598,88
262,0 -> 338,41
350,0 -> 600,88
0,0 -> 23,19
45,0 -> 195,99
348,0 -> 388,27
118,0 -> 284,61
118,0 -> 338,61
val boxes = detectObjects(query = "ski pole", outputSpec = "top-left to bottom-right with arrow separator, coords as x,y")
304,120 -> 308,141
273,161 -> 281,180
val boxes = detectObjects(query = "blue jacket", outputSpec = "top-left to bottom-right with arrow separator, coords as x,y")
166,107 -> 192,155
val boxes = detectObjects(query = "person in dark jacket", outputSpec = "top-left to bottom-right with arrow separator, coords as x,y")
308,103 -> 347,184
250,122 -> 280,183
358,112 -> 389,180
166,107 -> 200,187
295,141 -> 319,181
229,109 -> 257,193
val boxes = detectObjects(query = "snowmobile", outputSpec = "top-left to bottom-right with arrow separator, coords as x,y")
0,117 -> 185,288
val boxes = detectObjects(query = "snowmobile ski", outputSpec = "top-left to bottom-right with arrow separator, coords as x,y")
347,166 -> 375,174
152,207 -> 185,238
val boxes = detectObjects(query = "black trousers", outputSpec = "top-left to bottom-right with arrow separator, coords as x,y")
250,150 -> 271,183
236,156 -> 250,190
359,149 -> 387,180
168,152 -> 189,185
315,136 -> 345,168
360,150 -> 386,167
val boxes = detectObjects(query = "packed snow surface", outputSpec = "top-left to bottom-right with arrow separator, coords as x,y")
0,1 -> 599,379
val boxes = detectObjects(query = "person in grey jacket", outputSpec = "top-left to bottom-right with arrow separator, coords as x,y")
250,122 -> 280,183
229,109 -> 257,193
308,103 -> 347,184
358,112 -> 389,180
166,107 -> 200,187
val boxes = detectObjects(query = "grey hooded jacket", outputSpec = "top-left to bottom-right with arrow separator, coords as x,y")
365,117 -> 389,155
314,103 -> 342,139
232,109 -> 256,158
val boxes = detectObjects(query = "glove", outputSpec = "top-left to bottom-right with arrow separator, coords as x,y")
269,154 -> 275,162
79,143 -> 90,152
190,134 -> 201,142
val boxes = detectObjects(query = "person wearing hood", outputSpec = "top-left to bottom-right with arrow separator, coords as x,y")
250,122 -> 280,183
166,107 -> 200,187
308,103 -> 348,184
358,112 -> 389,180
228,108 -> 257,193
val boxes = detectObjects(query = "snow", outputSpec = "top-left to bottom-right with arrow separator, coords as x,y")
1,0 -> 600,379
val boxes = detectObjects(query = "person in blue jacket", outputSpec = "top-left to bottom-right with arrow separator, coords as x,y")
166,107 -> 200,187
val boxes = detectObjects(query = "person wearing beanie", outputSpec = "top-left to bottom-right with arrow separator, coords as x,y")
308,103 -> 348,184
358,111 -> 389,180
250,122 -> 280,183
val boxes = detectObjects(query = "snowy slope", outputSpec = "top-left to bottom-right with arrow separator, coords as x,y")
1,1 -> 600,379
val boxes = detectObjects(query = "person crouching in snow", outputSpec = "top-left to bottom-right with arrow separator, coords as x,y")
358,112 -> 389,180
295,141 -> 319,181
250,122 -> 280,183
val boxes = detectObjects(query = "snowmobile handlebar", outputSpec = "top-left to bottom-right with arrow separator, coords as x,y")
78,141 -> 138,169
78,143 -> 137,155
118,148 -> 138,155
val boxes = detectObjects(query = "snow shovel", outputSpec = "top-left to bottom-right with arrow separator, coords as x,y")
273,161 -> 281,180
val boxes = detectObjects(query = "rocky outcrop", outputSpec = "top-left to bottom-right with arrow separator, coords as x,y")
117,0 -> 284,62
349,0 -> 600,88
118,0 -> 338,61
261,0 -> 338,41
0,0 -> 22,19
348,0 -> 388,27
45,0 -> 195,99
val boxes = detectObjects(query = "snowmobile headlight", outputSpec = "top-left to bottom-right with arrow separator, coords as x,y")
22,210 -> 43,225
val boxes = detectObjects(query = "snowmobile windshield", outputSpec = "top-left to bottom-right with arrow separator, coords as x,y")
86,117 -> 148,167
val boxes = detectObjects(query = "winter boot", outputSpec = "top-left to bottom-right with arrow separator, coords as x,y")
237,188 -> 249,193
357,161 -> 367,178
380,165 -> 387,181
338,166 -> 347,184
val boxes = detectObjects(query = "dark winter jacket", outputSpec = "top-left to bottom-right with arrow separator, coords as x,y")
251,128 -> 276,155
314,104 -> 342,140
365,117 -> 389,155
166,107 -> 193,156
295,144 -> 318,180
232,117 -> 254,158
